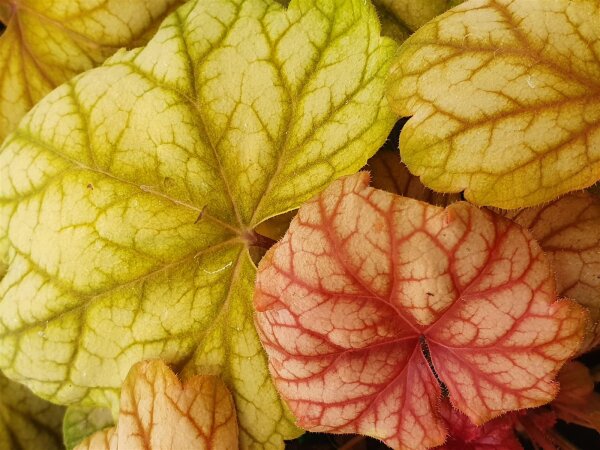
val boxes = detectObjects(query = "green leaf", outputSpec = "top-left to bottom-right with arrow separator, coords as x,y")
63,406 -> 113,450
0,0 -> 186,143
0,0 -> 396,448
387,0 -> 600,208
0,371 -> 64,450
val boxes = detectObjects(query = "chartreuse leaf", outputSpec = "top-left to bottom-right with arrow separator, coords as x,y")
254,173 -> 587,450
0,371 -> 64,449
0,0 -> 397,448
387,0 -> 600,208
75,360 -> 238,450
63,405 -> 114,450
0,0 -> 186,143
503,193 -> 600,353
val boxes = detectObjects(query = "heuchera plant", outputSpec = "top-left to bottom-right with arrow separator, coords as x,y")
0,0 -> 598,449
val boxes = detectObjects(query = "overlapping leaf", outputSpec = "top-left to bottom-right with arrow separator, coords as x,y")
0,0 -> 185,143
435,400 -> 521,450
552,361 -> 600,433
387,0 -> 600,208
0,0 -> 397,448
0,371 -> 64,450
75,360 -> 238,450
63,406 -> 114,450
504,193 -> 600,352
368,149 -> 460,206
254,173 -> 587,450
372,0 -> 461,35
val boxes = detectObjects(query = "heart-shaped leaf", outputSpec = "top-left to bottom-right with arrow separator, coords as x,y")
387,0 -> 600,208
0,0 -> 397,448
75,360 -> 237,450
254,173 -> 587,450
0,0 -> 185,142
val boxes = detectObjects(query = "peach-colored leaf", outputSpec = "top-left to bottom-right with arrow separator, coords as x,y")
368,150 -> 460,206
254,173 -> 587,450
552,361 -> 600,432
436,400 -> 521,450
504,193 -> 600,352
75,360 -> 238,450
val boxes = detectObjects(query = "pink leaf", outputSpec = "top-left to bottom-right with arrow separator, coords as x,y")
254,173 -> 588,450
435,399 -> 522,450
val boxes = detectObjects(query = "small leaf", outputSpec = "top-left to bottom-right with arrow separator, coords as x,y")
372,0 -> 458,33
552,361 -> 600,432
0,0 -> 396,448
503,193 -> 600,352
368,149 -> 460,205
0,0 -> 185,142
75,360 -> 238,450
0,371 -> 64,450
435,399 -> 521,450
254,173 -> 587,450
63,405 -> 114,450
387,0 -> 600,208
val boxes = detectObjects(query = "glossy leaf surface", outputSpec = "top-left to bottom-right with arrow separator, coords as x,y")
388,0 -> 600,208
255,173 -> 587,450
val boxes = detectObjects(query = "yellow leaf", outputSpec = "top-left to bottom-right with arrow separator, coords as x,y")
388,0 -> 600,208
0,0 -> 185,142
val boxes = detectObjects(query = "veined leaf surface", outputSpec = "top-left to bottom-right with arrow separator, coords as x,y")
75,360 -> 238,450
0,0 -> 397,448
0,0 -> 185,143
504,193 -> 600,353
388,0 -> 600,208
63,406 -> 114,450
0,371 -> 64,450
254,173 -> 587,450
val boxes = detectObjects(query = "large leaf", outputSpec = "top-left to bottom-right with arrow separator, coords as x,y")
0,0 -> 397,448
75,360 -> 238,450
254,173 -> 587,450
0,371 -> 64,450
387,0 -> 600,208
503,193 -> 600,353
0,0 -> 185,143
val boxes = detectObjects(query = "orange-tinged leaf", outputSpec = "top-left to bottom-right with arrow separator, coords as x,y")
552,361 -> 600,432
503,193 -> 600,353
75,360 -> 238,450
75,429 -> 117,450
254,173 -> 587,450
0,0 -> 184,142
368,149 -> 460,206
435,400 -> 521,450
387,0 -> 600,208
